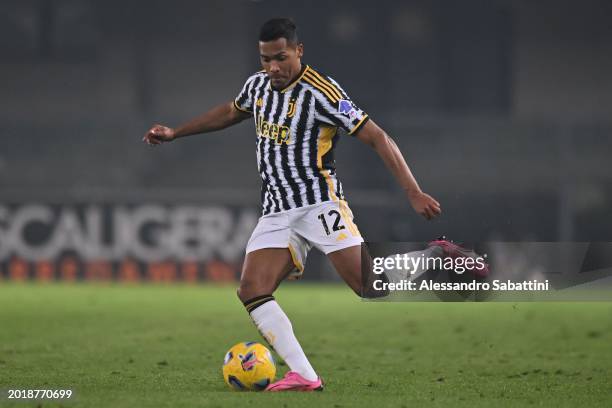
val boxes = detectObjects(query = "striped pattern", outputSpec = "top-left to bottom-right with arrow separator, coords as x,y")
243,294 -> 275,313
234,65 -> 369,215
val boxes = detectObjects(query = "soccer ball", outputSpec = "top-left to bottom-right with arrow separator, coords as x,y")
222,342 -> 276,391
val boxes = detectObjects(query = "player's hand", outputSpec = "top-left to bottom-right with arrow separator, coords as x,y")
407,190 -> 441,220
143,124 -> 176,145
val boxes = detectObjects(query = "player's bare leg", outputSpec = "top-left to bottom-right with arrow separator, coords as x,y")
237,248 -> 322,391
326,245 -> 365,296
328,240 -> 489,298
327,244 -> 391,298
237,248 -> 294,302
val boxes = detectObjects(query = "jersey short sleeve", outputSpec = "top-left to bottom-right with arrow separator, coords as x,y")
233,73 -> 260,113
310,74 -> 369,135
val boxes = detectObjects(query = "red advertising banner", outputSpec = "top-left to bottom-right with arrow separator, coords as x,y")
0,203 -> 259,282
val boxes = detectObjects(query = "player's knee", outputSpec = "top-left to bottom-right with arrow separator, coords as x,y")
236,286 -> 245,303
359,270 -> 391,299
353,245 -> 389,298
236,282 -> 252,304
236,277 -> 264,303
351,271 -> 374,298
355,289 -> 368,299
352,281 -> 388,299
345,282 -> 362,298
360,285 -> 390,299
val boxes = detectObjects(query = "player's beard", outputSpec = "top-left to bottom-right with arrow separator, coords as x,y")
270,75 -> 288,90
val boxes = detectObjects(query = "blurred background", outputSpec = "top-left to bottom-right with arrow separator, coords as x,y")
1,0 -> 611,282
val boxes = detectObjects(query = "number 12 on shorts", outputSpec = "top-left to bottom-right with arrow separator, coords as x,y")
317,210 -> 345,235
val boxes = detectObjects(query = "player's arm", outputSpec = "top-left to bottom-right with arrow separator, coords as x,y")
143,101 -> 251,145
354,119 -> 442,220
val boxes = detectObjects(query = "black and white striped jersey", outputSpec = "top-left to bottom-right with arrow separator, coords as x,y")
233,64 -> 370,215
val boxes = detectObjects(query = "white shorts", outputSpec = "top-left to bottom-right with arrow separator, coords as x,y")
245,200 -> 364,280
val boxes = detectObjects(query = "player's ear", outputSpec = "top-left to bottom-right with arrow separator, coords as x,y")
296,43 -> 304,58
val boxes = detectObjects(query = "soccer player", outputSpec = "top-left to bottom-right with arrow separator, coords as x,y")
144,18 -> 449,391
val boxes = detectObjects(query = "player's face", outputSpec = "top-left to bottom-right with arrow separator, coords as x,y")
259,38 -> 303,90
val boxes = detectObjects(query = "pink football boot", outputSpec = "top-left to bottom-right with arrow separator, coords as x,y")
265,371 -> 324,392
428,236 -> 490,277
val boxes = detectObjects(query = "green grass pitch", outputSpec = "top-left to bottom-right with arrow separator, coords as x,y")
1,283 -> 611,407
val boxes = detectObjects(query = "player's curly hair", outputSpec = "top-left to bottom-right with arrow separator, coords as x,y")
259,17 -> 299,45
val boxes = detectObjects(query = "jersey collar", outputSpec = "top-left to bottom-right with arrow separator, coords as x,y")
269,64 -> 309,93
